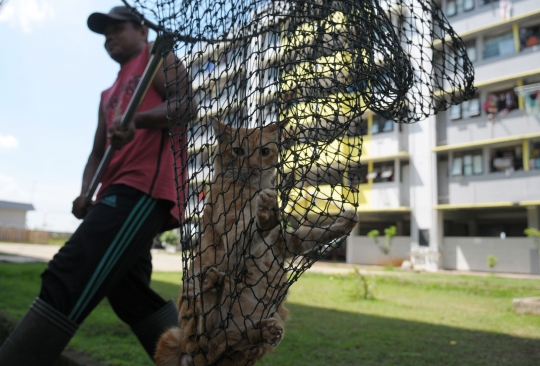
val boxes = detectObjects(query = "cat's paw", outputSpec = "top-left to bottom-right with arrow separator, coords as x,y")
256,189 -> 278,230
331,210 -> 359,234
260,318 -> 283,347
257,189 -> 277,213
201,266 -> 224,292
180,354 -> 195,366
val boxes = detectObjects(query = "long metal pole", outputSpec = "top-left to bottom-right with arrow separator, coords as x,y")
85,35 -> 174,203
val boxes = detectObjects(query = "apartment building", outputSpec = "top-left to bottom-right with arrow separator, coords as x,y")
180,0 -> 540,274
348,0 -> 540,274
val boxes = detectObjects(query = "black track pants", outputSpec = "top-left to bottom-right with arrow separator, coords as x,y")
39,184 -> 173,325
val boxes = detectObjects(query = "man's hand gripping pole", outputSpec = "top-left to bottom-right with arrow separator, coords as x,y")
84,33 -> 175,204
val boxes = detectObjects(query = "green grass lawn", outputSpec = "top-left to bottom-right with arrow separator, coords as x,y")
1,262 -> 540,365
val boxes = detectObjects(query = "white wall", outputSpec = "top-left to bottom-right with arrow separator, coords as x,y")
445,110 -> 540,146
346,236 -> 410,266
442,237 -> 539,274
369,133 -> 400,156
0,209 -> 27,228
371,182 -> 400,208
449,170 -> 540,204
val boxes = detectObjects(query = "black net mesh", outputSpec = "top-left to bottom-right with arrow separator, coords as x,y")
126,1 -> 475,364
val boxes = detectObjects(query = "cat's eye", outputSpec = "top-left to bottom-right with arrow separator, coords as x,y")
260,147 -> 270,156
232,147 -> 245,156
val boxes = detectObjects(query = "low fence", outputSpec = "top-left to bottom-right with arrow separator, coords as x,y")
346,236 -> 411,266
442,237 -> 539,275
346,235 -> 540,274
0,227 -> 50,244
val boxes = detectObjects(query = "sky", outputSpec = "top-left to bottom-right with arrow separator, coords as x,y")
0,0 -> 157,232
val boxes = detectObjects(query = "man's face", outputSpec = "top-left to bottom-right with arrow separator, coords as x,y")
103,21 -> 146,64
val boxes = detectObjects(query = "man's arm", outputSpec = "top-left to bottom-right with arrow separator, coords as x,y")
72,104 -> 107,219
136,49 -> 196,127
108,48 -> 196,149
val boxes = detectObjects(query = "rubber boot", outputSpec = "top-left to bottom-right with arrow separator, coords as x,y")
0,297 -> 78,366
130,300 -> 179,360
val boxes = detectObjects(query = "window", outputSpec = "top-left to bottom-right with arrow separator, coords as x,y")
483,32 -> 515,59
463,98 -> 481,118
382,120 -> 394,132
446,0 -> 475,17
465,42 -> 477,62
520,24 -> 540,50
529,140 -> 540,170
483,89 -> 518,115
473,154 -> 483,174
347,118 -> 367,136
451,150 -> 483,176
446,0 -> 457,16
372,114 -> 394,134
366,171 -> 378,180
449,104 -> 462,120
490,145 -> 523,173
463,0 -> 475,11
449,96 -> 480,120
451,155 -> 463,175
372,161 -> 395,183
348,164 -> 368,185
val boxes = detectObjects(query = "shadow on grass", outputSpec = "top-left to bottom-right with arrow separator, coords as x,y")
151,279 -> 540,366
260,302 -> 540,366
1,264 -> 540,366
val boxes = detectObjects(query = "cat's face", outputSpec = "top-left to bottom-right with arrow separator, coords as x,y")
212,119 -> 280,186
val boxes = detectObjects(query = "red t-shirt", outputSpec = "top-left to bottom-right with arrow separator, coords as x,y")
98,43 -> 187,227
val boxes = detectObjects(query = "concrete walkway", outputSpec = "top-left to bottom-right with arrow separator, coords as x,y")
1,242 -> 540,280
0,243 -> 183,272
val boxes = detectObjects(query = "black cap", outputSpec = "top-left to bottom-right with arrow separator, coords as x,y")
87,6 -> 143,34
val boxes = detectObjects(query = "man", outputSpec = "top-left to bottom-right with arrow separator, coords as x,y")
0,6 -> 194,365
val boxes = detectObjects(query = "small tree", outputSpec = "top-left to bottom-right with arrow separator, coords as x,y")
487,254 -> 498,270
524,227 -> 540,247
160,230 -> 179,247
353,267 -> 376,300
367,226 -> 397,255
367,229 -> 380,244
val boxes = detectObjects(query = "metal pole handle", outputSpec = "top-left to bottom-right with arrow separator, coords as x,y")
84,35 -> 174,203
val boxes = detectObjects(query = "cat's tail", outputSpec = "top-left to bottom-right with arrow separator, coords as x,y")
155,327 -> 197,366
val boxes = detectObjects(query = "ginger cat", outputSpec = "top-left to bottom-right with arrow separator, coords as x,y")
155,119 -> 358,366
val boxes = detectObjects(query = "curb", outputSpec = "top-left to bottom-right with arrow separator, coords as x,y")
0,309 -> 106,366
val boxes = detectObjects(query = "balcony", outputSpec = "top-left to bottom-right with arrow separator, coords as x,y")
473,46 -> 540,87
447,169 -> 540,205
439,109 -> 540,148
365,131 -> 402,158
353,181 -> 409,212
444,0 -> 540,37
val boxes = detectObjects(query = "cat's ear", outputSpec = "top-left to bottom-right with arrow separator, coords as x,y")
263,123 -> 279,134
212,117 -> 231,144
263,120 -> 291,141
262,119 -> 289,134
